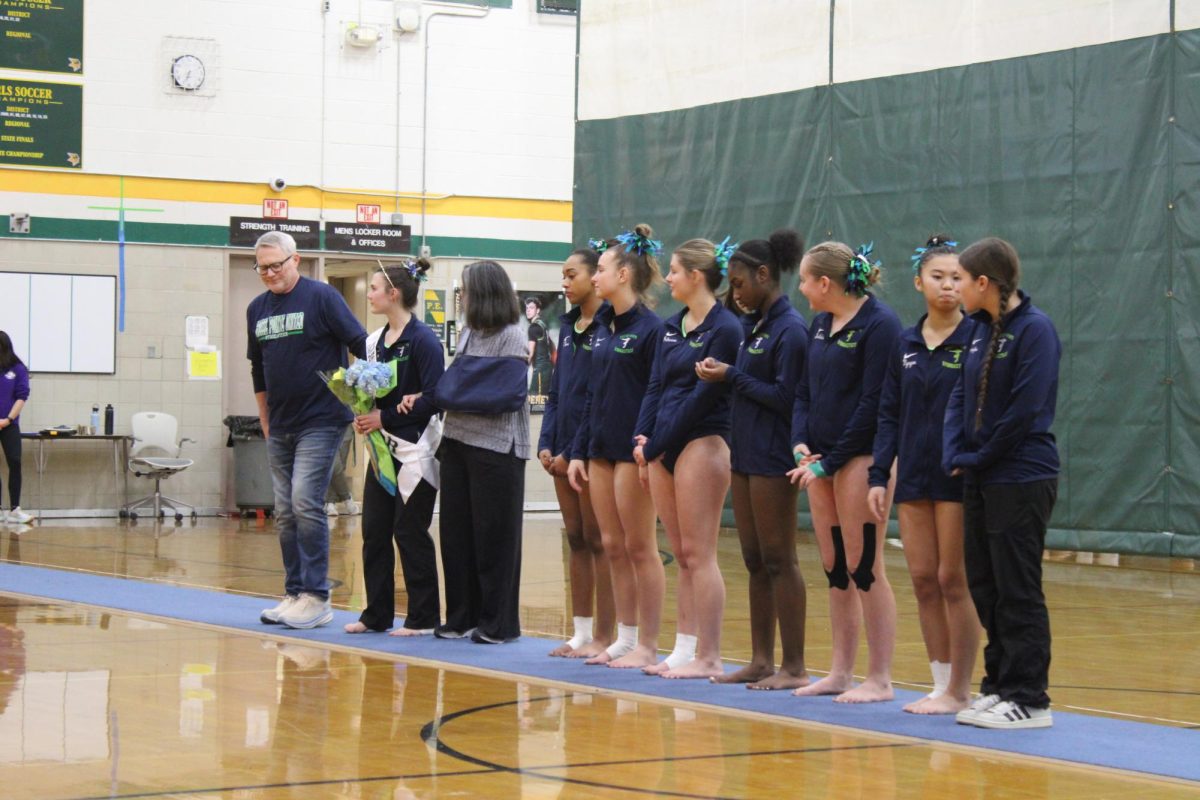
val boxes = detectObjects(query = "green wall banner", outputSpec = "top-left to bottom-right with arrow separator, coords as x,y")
574,31 -> 1200,557
0,0 -> 84,74
0,77 -> 81,169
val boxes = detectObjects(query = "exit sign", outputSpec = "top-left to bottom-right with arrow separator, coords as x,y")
357,204 -> 381,224
262,199 -> 289,219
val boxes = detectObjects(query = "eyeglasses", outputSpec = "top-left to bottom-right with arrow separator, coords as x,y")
252,255 -> 294,275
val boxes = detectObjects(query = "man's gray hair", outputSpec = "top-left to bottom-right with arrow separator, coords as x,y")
254,230 -> 297,256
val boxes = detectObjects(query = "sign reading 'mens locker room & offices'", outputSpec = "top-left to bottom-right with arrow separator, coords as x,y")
0,0 -> 84,169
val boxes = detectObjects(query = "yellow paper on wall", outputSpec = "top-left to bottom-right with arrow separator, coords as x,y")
187,350 -> 220,380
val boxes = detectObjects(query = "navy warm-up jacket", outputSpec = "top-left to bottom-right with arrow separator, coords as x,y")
791,294 -> 902,476
539,303 -> 612,456
943,291 -> 1061,485
636,302 -> 743,464
869,314 -> 973,502
727,296 -> 808,476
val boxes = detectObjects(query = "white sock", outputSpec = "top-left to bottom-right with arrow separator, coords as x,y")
927,660 -> 951,699
663,633 -> 697,670
604,624 -> 638,659
566,616 -> 593,650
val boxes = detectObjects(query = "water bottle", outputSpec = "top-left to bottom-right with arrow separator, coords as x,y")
104,404 -> 114,435
90,404 -> 100,434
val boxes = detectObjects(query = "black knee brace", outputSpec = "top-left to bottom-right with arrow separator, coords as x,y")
850,522 -> 877,592
824,526 -> 850,589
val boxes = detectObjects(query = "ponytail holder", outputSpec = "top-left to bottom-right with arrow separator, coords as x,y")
587,237 -> 609,253
910,238 -> 959,274
713,236 -> 738,277
615,229 -> 663,258
403,259 -> 428,283
846,242 -> 880,297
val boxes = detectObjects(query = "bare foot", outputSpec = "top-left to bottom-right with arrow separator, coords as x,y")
344,621 -> 371,634
641,659 -> 670,675
910,694 -> 969,715
793,674 -> 854,696
711,662 -> 775,685
662,658 -> 725,680
388,627 -> 433,637
549,642 -> 575,657
748,669 -> 811,691
585,650 -> 614,665
568,639 -> 612,659
835,678 -> 894,704
903,695 -> 932,713
609,645 -> 660,669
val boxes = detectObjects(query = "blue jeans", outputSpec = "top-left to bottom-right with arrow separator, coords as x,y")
267,426 -> 344,600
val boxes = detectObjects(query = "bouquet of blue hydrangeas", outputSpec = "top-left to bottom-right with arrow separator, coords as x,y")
319,360 -> 399,495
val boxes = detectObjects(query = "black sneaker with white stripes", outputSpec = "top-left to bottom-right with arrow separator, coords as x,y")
972,700 -> 1053,729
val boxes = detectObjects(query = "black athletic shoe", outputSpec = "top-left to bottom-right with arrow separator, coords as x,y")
470,629 -> 518,644
434,625 -> 474,639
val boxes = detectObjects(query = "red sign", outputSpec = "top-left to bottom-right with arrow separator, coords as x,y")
357,204 -> 381,224
262,199 -> 289,219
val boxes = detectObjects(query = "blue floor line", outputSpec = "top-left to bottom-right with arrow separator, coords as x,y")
1,562 -> 1195,784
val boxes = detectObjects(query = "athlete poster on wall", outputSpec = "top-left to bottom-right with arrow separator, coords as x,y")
517,291 -> 565,413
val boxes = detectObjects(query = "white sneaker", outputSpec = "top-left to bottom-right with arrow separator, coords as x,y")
973,700 -> 1052,730
260,594 -> 299,624
7,507 -> 31,524
339,499 -> 361,516
280,592 -> 333,629
955,693 -> 1001,726
324,502 -> 339,516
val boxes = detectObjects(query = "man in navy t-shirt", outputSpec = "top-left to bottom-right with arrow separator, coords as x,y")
247,231 -> 367,630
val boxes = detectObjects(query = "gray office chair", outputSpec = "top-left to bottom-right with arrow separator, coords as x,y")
122,412 -> 196,522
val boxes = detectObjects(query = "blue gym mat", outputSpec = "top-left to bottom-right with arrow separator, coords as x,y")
0,562 -> 1195,784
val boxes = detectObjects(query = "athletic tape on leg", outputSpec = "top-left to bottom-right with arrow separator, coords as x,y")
851,522 -> 877,592
825,525 -> 850,589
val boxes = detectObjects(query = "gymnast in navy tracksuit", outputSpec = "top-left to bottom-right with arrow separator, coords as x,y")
944,238 -> 1060,730
788,241 -> 902,703
566,224 -> 667,668
346,259 -> 445,637
696,229 -> 812,691
868,236 -> 980,715
537,247 -> 615,658
633,237 -> 742,679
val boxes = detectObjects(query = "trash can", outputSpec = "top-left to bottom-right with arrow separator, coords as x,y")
223,416 -> 274,515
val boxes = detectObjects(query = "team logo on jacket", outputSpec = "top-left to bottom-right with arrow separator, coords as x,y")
941,347 -> 963,369
394,343 -> 410,362
902,352 -> 917,370
688,333 -> 706,349
663,331 -> 680,343
995,333 -> 1015,359
835,329 -> 859,349
747,334 -> 770,355
969,336 -> 983,354
614,333 -> 638,354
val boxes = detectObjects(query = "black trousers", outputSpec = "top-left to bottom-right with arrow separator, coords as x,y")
358,469 -> 439,631
0,423 -> 21,508
438,437 -> 524,640
964,478 -> 1058,708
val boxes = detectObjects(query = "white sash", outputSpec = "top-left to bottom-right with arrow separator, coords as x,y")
366,325 -> 442,502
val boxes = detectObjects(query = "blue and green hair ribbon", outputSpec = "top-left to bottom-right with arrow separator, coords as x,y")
846,242 -> 881,297
587,237 -> 608,253
615,229 -> 663,258
910,238 -> 958,274
713,236 -> 738,277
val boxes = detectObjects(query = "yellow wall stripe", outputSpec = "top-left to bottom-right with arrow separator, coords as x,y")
0,168 -> 572,222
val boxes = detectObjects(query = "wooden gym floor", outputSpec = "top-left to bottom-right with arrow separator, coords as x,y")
0,513 -> 1197,799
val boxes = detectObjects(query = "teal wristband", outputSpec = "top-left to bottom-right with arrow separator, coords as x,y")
808,461 -> 827,478
793,451 -> 805,466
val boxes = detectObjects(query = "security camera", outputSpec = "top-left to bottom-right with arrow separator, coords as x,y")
269,178 -> 287,192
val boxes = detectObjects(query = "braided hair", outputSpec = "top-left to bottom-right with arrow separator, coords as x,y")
958,238 -> 1021,430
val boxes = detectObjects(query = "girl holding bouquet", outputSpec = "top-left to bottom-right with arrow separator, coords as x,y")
345,258 -> 446,635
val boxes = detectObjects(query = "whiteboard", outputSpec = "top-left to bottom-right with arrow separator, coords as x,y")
0,272 -> 117,374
